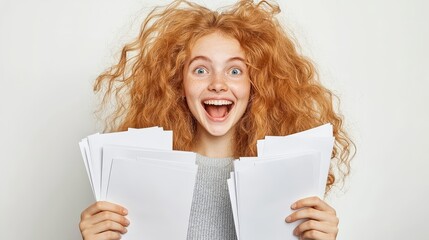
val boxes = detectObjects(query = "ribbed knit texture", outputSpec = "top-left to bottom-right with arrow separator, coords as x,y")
186,154 -> 238,240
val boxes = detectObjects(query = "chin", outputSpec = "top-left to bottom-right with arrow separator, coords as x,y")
202,123 -> 235,137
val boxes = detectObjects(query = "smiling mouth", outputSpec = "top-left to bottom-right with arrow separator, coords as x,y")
203,100 -> 234,119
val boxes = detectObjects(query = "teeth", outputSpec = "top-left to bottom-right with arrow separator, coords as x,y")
203,100 -> 233,106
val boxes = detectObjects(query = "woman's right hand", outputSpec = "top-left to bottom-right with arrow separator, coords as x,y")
79,201 -> 130,240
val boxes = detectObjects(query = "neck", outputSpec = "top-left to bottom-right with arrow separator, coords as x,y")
192,128 -> 234,158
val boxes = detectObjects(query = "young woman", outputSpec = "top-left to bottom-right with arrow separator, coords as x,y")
79,1 -> 354,239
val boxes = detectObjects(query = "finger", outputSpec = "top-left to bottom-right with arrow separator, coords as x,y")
81,201 -> 128,220
286,208 -> 338,223
293,220 -> 338,236
291,196 -> 335,214
300,229 -> 335,240
84,220 -> 128,235
84,211 -> 130,227
93,231 -> 122,240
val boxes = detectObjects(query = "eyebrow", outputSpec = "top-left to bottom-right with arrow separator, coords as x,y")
188,55 -> 246,66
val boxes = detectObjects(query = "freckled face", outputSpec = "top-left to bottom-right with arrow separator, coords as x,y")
183,32 -> 251,137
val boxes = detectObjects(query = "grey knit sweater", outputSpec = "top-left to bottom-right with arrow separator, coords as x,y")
186,154 -> 238,240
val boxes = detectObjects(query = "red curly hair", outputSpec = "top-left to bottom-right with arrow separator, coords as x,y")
94,0 -> 355,193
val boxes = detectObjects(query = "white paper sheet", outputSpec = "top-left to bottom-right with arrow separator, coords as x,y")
228,124 -> 334,239
86,128 -> 172,199
101,146 -> 195,200
106,158 -> 197,240
234,152 -> 320,240
257,124 -> 332,155
227,172 -> 240,240
79,139 -> 93,193
261,136 -> 334,196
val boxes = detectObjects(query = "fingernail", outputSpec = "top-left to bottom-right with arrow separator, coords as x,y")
125,218 -> 130,225
291,203 -> 296,209
293,228 -> 297,235
285,216 -> 291,222
123,208 -> 128,215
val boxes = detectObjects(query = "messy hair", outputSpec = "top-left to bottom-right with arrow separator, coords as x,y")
94,0 -> 355,193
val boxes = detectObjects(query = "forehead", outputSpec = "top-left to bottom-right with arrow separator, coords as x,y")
189,32 -> 246,59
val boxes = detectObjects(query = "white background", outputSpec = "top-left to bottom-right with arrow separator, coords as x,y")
1,0 -> 428,239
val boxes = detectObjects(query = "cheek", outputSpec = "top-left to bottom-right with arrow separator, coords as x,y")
183,75 -> 195,98
232,80 -> 251,101
183,78 -> 204,102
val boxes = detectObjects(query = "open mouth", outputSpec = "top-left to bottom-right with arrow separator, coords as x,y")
202,99 -> 234,119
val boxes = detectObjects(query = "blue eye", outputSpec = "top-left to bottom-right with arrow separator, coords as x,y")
230,68 -> 241,75
194,67 -> 207,74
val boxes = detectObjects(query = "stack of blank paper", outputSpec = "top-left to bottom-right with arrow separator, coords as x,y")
79,127 -> 198,240
227,124 -> 334,240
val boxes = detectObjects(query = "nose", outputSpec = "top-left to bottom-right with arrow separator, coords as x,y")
208,73 -> 228,93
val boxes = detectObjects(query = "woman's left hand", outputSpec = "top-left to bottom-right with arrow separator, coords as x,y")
285,196 -> 339,240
